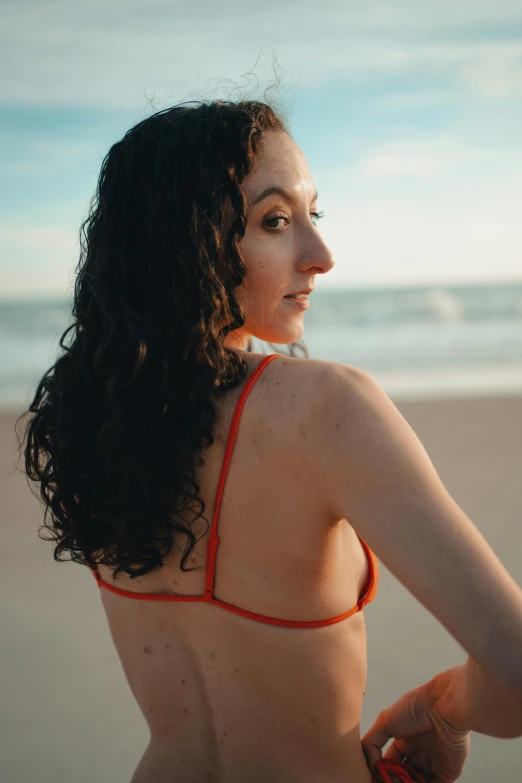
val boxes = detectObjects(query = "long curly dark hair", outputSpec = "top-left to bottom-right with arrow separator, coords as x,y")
15,99 -> 308,581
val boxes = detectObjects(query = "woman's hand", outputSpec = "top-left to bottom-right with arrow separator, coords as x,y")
361,679 -> 471,782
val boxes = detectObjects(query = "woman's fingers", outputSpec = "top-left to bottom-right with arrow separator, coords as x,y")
361,741 -> 382,775
361,711 -> 392,751
382,740 -> 410,762
361,714 -> 391,773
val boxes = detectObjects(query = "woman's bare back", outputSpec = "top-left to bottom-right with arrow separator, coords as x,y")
95,351 -> 374,783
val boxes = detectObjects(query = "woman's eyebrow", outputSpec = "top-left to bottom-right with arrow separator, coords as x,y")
251,186 -> 319,207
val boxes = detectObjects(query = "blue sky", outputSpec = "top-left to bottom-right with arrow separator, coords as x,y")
1,0 -> 522,297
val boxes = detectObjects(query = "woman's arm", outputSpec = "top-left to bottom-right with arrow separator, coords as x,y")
309,361 -> 522,703
431,657 -> 522,738
359,658 -> 522,780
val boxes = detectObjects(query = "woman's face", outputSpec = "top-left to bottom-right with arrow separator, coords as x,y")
225,131 -> 335,350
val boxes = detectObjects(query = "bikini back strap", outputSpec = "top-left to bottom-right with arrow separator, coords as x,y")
203,354 -> 281,596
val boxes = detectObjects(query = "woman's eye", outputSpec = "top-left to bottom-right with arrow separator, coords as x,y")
264,213 -> 288,232
264,211 -> 325,233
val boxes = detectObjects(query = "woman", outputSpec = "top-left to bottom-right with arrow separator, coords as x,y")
18,100 -> 522,783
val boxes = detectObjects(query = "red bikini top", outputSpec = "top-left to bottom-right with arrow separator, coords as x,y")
90,353 -> 380,627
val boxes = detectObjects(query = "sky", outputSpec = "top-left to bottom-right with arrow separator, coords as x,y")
1,0 -> 522,298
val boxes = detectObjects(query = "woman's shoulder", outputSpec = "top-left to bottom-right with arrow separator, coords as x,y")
242,350 -> 364,396
241,351 -> 369,459
257,352 -> 368,420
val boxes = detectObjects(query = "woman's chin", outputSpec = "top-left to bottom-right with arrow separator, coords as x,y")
227,319 -> 305,349
257,326 -> 305,346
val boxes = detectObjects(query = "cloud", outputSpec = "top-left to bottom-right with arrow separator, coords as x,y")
459,50 -> 522,97
0,136 -> 102,177
335,0 -> 522,27
376,90 -> 457,110
0,222 -> 78,296
317,195 -> 522,287
311,136 -> 522,286
326,135 -> 522,183
1,0 -> 522,109
353,137 -> 466,178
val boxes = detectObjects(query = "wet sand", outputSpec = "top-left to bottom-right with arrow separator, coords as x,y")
1,395 -> 521,782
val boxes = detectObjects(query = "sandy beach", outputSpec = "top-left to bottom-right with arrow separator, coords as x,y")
1,394 -> 521,783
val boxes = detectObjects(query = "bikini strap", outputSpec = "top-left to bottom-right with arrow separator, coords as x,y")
204,354 -> 281,597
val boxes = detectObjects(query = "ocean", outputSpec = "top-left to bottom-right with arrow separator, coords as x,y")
1,280 -> 522,411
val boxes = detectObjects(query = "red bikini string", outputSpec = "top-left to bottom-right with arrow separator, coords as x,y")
373,757 -> 428,782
